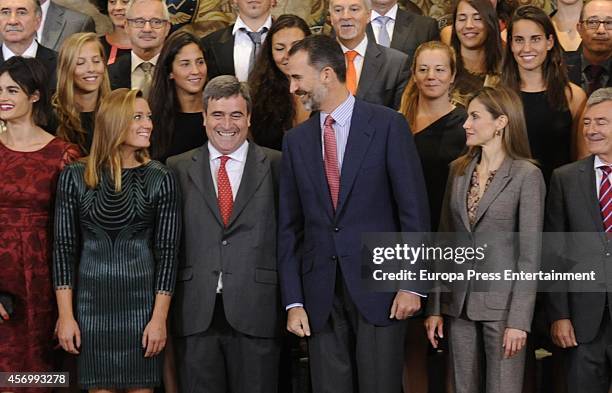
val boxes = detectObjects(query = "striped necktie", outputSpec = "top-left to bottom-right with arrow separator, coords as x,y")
599,165 -> 612,232
323,115 -> 340,210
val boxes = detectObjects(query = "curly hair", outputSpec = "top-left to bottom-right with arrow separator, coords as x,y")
248,14 -> 312,150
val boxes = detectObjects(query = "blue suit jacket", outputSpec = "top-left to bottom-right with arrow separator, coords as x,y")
278,98 -> 430,332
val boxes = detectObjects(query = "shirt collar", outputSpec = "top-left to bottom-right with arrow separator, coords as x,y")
2,39 -> 38,60
339,35 -> 368,58
232,14 -> 273,34
320,93 -> 355,128
208,139 -> 249,163
371,3 -> 398,21
594,155 -> 612,170
130,52 -> 160,73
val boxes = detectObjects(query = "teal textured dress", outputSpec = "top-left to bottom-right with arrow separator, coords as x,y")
53,160 -> 180,389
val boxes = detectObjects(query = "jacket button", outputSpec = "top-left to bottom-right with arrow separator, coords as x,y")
331,255 -> 338,261
334,227 -> 340,232
222,240 -> 228,246
607,252 -> 611,257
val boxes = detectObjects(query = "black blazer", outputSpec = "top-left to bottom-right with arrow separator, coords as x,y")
366,8 -> 440,61
0,44 -> 58,99
200,25 -> 235,80
107,54 -> 132,90
357,39 -> 410,109
564,47 -> 612,92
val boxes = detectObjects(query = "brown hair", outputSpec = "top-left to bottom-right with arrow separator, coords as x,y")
398,41 -> 457,130
53,33 -> 111,150
84,88 -> 149,191
454,85 -> 534,174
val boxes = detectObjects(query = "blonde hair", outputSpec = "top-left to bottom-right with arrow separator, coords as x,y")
398,41 -> 457,131
84,89 -> 150,192
53,33 -> 111,150
454,85 -> 534,175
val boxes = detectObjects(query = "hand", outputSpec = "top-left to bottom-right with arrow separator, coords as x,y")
287,306 -> 311,338
551,319 -> 578,348
390,291 -> 421,320
502,328 -> 527,359
424,316 -> 444,348
142,317 -> 167,358
0,302 -> 8,323
57,316 -> 81,355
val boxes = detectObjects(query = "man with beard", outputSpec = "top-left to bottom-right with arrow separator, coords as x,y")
108,0 -> 170,97
279,34 -> 429,393
167,75 -> 283,393
329,0 -> 410,109
565,0 -> 612,96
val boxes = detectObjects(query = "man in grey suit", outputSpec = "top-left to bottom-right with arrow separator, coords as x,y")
367,0 -> 439,60
547,87 -> 612,393
167,75 -> 283,393
330,0 -> 410,109
38,0 -> 95,52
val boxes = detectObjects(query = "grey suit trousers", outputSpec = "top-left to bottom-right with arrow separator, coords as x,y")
449,316 -> 526,393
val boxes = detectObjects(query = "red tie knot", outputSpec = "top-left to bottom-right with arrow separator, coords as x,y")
601,165 -> 612,176
219,155 -> 230,166
345,50 -> 358,62
325,115 -> 335,128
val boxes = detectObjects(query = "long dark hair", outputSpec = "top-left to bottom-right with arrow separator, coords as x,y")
149,30 -> 206,159
248,14 -> 311,150
450,0 -> 503,75
501,5 -> 571,110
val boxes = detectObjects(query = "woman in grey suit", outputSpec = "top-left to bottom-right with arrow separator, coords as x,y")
424,85 -> 545,393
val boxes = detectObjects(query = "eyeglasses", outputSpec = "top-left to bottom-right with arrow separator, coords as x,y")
126,18 -> 168,29
581,17 -> 612,30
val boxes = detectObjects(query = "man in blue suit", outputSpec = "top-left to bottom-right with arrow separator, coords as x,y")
278,35 -> 430,393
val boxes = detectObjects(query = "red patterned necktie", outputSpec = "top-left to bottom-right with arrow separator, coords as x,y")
217,155 -> 233,227
599,166 -> 612,232
324,115 -> 340,210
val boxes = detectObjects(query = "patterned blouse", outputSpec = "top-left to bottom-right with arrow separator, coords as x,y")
467,167 -> 497,226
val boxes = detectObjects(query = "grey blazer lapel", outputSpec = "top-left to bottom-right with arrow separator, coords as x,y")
390,10 -> 410,51
578,156 -> 606,234
42,2 -> 64,50
455,157 -> 477,231
187,146 -> 223,227
357,40 -> 382,100
473,157 -> 513,226
229,143 -> 269,227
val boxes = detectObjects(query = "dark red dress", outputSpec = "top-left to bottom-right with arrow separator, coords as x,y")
0,138 -> 79,381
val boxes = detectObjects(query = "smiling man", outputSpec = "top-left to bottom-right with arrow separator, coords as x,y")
201,0 -> 275,81
167,75 -> 283,393
107,0 -> 170,96
0,0 -> 57,91
565,0 -> 612,95
329,0 -> 410,109
546,87 -> 612,393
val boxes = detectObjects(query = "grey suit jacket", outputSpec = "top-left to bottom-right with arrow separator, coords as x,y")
41,1 -> 95,52
546,156 -> 612,343
366,8 -> 439,61
357,39 -> 410,110
427,156 -> 545,332
167,142 -> 283,339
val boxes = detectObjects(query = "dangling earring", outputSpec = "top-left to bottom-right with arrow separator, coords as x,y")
0,120 -> 6,134
494,129 -> 502,137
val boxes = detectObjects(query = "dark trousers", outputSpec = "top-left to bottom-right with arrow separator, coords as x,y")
567,311 -> 612,393
307,267 -> 407,393
174,295 -> 281,393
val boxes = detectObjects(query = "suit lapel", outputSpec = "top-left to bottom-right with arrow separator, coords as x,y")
455,157 -> 477,231
42,3 -> 64,50
229,143 -> 268,226
215,26 -> 235,76
578,156 -> 605,235
299,115 -> 334,220
390,9 -> 410,52
335,100 -> 375,217
357,40 -> 382,100
473,157 -> 513,226
187,146 -> 223,227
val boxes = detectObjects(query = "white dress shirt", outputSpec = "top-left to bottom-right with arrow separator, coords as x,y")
232,15 -> 272,82
130,51 -> 159,91
208,140 -> 249,292
2,39 -> 38,60
36,0 -> 51,43
370,3 -> 398,45
339,36 -> 368,86
594,155 -> 612,198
